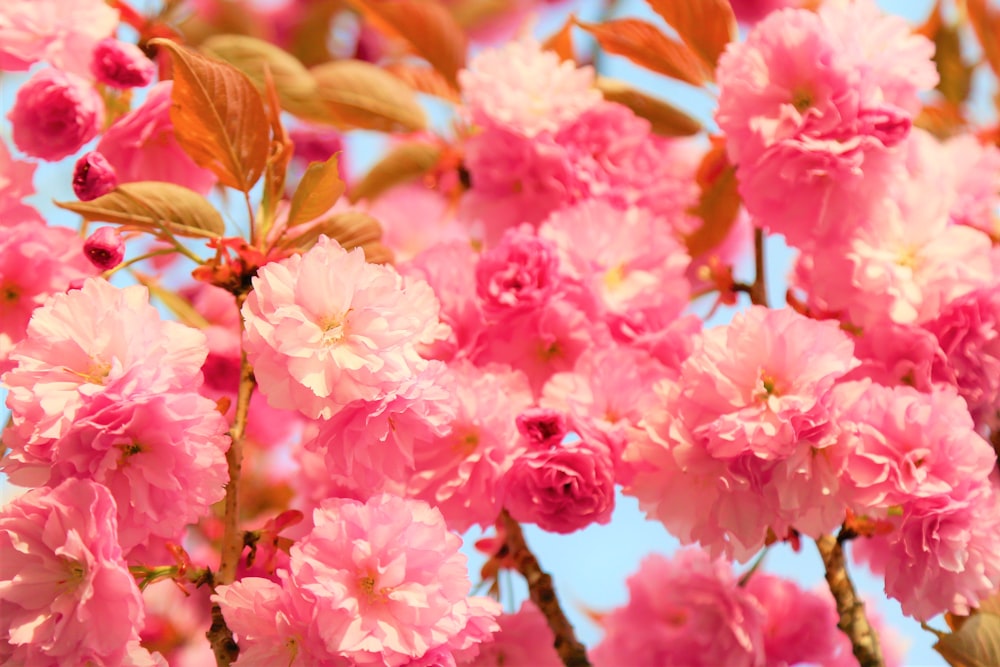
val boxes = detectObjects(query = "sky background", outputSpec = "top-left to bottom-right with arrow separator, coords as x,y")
2,0 -> 994,664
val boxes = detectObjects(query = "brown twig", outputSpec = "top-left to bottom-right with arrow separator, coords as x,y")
206,291 -> 256,667
816,535 -> 884,667
749,227 -> 768,307
500,510 -> 591,667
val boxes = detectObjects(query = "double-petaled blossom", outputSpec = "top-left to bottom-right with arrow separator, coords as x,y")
0,479 -> 156,666
460,601 -> 561,667
0,139 -> 41,225
625,306 -> 859,560
215,494 -> 500,666
8,68 -> 104,161
89,38 -> 156,89
242,236 -> 448,420
0,0 -> 118,76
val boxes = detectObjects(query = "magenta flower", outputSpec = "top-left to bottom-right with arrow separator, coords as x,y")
8,68 -> 104,161
89,38 -> 155,89
83,226 -> 125,271
73,151 -> 118,202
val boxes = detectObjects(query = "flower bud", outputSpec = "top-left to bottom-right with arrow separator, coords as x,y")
516,407 -> 567,448
73,151 -> 118,201
90,38 -> 155,89
84,226 -> 125,271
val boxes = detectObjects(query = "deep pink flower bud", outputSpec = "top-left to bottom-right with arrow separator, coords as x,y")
8,68 -> 104,161
516,407 -> 567,448
73,151 -> 118,201
288,123 -> 343,164
90,38 -> 156,89
84,226 -> 125,271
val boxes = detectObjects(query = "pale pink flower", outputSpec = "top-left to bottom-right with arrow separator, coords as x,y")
243,236 -> 446,420
459,37 -> 600,138
4,278 -> 208,446
461,600 -> 561,667
853,479 -> 1000,621
0,221 -> 97,373
836,383 -> 996,510
743,574 -> 844,667
539,201 -> 691,323
0,0 -> 118,76
625,307 -> 858,560
90,38 -> 156,89
219,494 -> 500,666
846,321 -> 942,391
591,550 -> 765,667
0,138 -> 41,225
409,361 -> 533,532
0,479 -> 147,666
5,390 -> 230,559
716,2 -> 936,247
303,361 -> 455,497
8,67 -> 104,161
924,286 -> 1000,429
504,438 -> 615,534
367,184 -> 468,263
97,82 -> 217,195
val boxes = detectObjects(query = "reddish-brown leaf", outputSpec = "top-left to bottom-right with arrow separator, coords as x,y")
645,0 -> 736,73
310,59 -> 427,132
384,63 -> 461,102
574,18 -> 710,87
543,13 -> 577,63
348,0 -> 467,90
287,154 -> 346,227
595,77 -> 702,137
967,0 -> 1000,78
151,39 -> 270,193
684,141 -> 742,257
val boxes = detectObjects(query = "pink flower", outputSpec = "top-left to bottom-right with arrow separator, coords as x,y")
716,2 -> 936,248
853,480 -> 1000,621
515,407 -> 568,449
90,38 -> 155,89
366,184 -> 468,264
96,82 -> 217,195
625,307 -> 858,560
409,361 -> 533,532
0,479 -> 147,666
216,494 -> 500,666
84,226 -> 125,271
4,391 -> 230,560
0,138 -> 41,225
0,0 -> 118,76
944,134 -> 1000,237
503,438 -> 615,534
459,37 -> 600,138
461,601 -> 561,667
0,221 -> 97,373
837,382 -> 997,511
729,0 -> 801,24
475,225 -> 563,318
743,574 -> 844,666
8,68 -> 104,161
590,549 -> 765,667
4,278 -> 208,446
243,236 -> 446,420
288,122 -> 344,164
73,150 -> 118,201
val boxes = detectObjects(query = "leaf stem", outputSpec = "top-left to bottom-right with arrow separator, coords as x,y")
499,510 -> 591,667
816,535 -> 884,667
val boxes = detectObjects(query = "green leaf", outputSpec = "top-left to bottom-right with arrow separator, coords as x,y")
56,182 -> 226,238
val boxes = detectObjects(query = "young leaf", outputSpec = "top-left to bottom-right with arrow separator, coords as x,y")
543,13 -> 577,63
56,182 -> 226,238
150,38 -> 270,193
967,0 -> 1000,78
199,34 -> 330,123
574,18 -> 710,87
348,0 -> 468,90
645,0 -> 736,73
311,59 -> 427,132
595,77 -> 702,137
684,142 -> 741,257
287,154 -> 346,228
350,143 -> 442,203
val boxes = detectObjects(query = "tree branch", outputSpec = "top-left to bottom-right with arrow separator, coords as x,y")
816,535 -> 884,667
749,227 -> 768,307
500,510 -> 591,667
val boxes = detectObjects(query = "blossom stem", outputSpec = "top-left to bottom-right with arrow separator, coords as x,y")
749,228 -> 768,307
207,292 -> 255,667
499,510 -> 591,667
816,535 -> 884,667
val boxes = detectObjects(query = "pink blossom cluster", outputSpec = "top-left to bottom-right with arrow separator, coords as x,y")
214,494 -> 499,666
